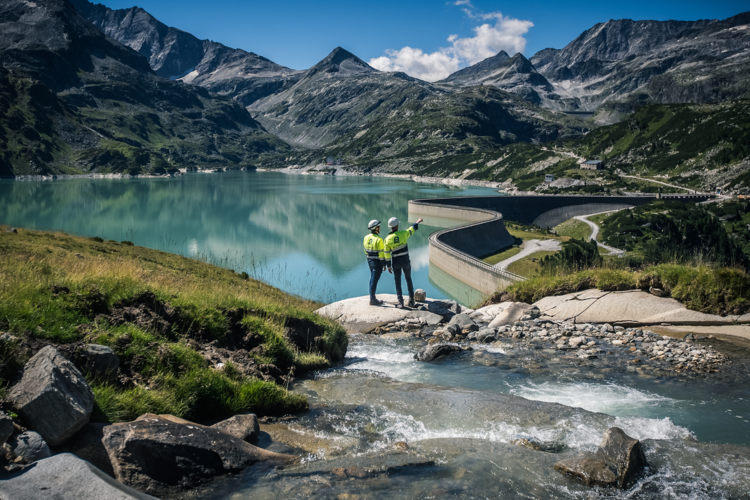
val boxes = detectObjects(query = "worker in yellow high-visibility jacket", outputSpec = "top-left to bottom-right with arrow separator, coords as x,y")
384,216 -> 423,308
364,219 -> 388,306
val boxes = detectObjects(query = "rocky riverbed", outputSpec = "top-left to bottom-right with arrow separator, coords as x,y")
3,293 -> 750,499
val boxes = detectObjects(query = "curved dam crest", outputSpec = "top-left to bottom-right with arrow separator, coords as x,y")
409,194 -> 713,296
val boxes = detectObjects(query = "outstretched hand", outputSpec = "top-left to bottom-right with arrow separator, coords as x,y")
416,218 -> 424,224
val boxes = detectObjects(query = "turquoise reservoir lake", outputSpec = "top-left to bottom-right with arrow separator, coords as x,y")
0,171 -> 496,304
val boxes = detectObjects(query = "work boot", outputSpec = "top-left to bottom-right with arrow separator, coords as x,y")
408,297 -> 416,308
369,299 -> 383,306
396,301 -> 405,309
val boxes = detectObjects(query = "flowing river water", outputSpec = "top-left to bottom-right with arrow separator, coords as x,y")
1,172 -> 749,498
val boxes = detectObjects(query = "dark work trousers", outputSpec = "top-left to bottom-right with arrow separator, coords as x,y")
392,260 -> 414,304
368,260 -> 383,302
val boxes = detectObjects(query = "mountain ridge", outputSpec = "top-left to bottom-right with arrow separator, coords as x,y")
0,0 -> 290,176
69,0 -> 302,106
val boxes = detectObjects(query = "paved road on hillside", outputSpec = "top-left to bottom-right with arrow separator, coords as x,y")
494,239 -> 562,270
619,174 -> 704,194
574,211 -> 626,257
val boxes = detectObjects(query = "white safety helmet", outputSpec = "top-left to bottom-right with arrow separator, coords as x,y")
388,217 -> 399,228
367,219 -> 380,230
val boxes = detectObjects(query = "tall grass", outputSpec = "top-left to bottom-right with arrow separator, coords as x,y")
0,226 -> 347,423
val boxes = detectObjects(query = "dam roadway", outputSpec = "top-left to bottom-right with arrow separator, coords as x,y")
408,194 -> 713,296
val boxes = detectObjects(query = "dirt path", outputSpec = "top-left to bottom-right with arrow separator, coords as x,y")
494,239 -> 562,270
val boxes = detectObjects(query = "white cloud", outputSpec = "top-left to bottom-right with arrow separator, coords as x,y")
369,9 -> 533,82
370,48 -> 461,83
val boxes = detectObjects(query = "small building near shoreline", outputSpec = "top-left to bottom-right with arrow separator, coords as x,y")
544,174 -> 555,182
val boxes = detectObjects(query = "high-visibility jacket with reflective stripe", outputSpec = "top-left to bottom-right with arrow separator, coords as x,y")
384,224 -> 418,265
363,233 -> 385,261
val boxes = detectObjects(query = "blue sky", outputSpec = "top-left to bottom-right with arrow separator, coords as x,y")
97,0 -> 748,80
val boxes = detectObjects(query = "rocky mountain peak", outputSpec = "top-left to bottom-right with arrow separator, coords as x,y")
507,53 -> 535,74
307,47 -> 375,77
441,50 -> 510,83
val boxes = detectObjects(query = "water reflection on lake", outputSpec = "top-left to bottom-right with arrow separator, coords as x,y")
0,172 -> 498,304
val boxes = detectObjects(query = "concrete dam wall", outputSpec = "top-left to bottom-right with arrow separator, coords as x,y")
410,193 -> 714,297
415,202 -> 522,295
410,194 -> 713,229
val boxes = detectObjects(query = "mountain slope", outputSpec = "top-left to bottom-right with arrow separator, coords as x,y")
286,85 -> 587,176
247,47 -> 440,148
70,0 -> 302,106
0,0 -> 289,176
529,13 -> 750,111
441,52 -> 554,105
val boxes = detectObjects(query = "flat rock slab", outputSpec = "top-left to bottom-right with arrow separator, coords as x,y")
535,290 -> 746,326
0,453 -> 157,500
315,295 -> 454,333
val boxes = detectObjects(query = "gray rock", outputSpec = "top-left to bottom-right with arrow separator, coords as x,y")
102,414 -> 297,497
554,427 -> 647,489
0,410 -> 14,444
470,328 -> 497,343
78,344 -> 119,383
0,331 -> 18,348
7,431 -> 51,464
6,227 -> 17,233
413,289 -> 427,302
426,299 -> 461,318
406,310 -> 444,326
445,324 -> 461,337
447,313 -> 475,330
414,344 -> 465,362
0,453 -> 157,500
9,346 -> 95,446
211,414 -> 260,443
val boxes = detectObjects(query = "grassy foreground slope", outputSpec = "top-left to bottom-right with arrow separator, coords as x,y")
0,226 -> 347,423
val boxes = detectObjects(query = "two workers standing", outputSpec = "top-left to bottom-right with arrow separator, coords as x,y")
363,216 -> 423,308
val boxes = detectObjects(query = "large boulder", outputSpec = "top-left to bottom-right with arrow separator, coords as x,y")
102,414 -> 298,497
211,414 -> 260,443
414,344 -> 466,362
0,410 -> 14,444
78,344 -> 119,383
554,427 -> 647,489
7,431 -> 51,464
0,453 -> 157,500
315,295 -> 460,333
8,346 -> 95,446
488,303 -> 538,328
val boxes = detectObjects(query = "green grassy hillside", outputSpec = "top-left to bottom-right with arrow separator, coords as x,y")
0,226 -> 346,423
